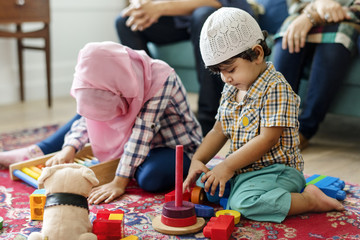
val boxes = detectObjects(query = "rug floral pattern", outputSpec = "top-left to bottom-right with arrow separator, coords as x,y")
1,126 -> 360,239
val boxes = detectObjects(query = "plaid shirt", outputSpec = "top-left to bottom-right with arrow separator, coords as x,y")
216,63 -> 304,174
64,72 -> 202,178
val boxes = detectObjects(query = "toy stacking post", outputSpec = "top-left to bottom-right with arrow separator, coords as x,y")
152,145 -> 205,235
175,145 -> 183,207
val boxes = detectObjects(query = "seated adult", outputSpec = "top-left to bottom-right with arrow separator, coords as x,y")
272,0 -> 360,149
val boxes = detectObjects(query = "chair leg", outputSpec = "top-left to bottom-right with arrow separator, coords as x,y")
45,24 -> 52,107
16,24 -> 24,102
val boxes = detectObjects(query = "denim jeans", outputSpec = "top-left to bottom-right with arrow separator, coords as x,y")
37,114 -> 82,154
272,40 -> 352,139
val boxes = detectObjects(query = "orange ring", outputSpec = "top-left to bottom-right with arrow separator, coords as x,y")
191,186 -> 205,204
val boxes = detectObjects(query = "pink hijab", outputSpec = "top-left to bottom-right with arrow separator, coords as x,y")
71,41 -> 174,161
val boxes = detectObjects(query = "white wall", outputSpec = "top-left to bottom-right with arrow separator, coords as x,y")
0,0 -> 126,105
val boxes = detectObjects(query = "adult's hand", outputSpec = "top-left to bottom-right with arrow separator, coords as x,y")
282,14 -> 313,53
314,0 -> 350,23
122,0 -> 160,31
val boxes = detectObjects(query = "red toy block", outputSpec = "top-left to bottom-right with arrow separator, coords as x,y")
203,215 -> 234,240
164,189 -> 191,203
92,209 -> 125,240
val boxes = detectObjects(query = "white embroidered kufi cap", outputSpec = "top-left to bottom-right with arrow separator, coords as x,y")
200,7 -> 264,67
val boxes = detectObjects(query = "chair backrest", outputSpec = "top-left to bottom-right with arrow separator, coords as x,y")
0,0 -> 50,24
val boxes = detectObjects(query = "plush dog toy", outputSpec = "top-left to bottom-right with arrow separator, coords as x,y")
28,163 -> 99,240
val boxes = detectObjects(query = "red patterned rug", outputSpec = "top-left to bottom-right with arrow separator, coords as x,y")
1,126 -> 360,239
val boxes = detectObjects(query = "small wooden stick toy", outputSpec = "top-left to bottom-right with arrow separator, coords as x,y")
152,145 -> 205,235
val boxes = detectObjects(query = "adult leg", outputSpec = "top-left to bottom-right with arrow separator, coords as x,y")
272,39 -> 309,92
190,7 -> 224,135
298,43 -> 352,139
135,147 -> 191,192
115,15 -> 189,56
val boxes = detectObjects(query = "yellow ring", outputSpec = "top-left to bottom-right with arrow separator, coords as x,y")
215,210 -> 241,224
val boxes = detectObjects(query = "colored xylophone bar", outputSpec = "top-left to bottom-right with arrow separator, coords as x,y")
12,155 -> 100,188
10,144 -> 120,187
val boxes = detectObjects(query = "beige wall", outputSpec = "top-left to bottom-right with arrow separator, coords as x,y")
0,0 -> 126,105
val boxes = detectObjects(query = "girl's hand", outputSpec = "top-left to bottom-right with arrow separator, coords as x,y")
201,162 -> 234,197
314,0 -> 350,23
45,146 -> 76,166
88,176 -> 130,204
183,159 -> 209,193
282,14 -> 313,53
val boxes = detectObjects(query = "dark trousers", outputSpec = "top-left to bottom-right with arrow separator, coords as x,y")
115,7 -> 224,135
272,40 -> 352,139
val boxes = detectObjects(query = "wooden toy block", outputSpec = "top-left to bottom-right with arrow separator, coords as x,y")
93,209 -> 125,239
306,174 -> 346,200
9,144 -> 120,187
165,189 -> 191,203
194,204 -> 214,218
215,210 -> 241,225
121,236 -> 139,240
203,215 -> 234,240
30,189 -> 46,220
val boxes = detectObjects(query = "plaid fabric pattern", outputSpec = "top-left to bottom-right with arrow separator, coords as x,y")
118,73 -> 202,177
64,73 -> 202,178
275,0 -> 360,54
216,63 -> 304,174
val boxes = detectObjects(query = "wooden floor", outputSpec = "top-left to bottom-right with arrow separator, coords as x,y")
1,94 -> 360,184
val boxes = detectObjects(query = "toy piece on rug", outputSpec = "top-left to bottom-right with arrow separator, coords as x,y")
203,214 -> 235,240
30,189 -> 46,220
152,145 -> 206,235
305,174 -> 346,200
165,189 -> 191,203
195,204 -> 215,218
92,209 -> 125,239
121,235 -> 139,239
0,216 -> 3,230
215,210 -> 241,225
28,163 -> 99,240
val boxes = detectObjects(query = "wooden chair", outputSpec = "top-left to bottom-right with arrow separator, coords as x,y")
0,0 -> 52,107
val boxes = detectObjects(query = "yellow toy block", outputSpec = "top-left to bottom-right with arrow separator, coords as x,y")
108,213 -> 124,221
30,189 -> 46,221
121,235 -> 139,240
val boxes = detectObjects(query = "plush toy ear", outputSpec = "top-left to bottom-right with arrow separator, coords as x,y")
82,168 -> 99,187
37,166 -> 55,189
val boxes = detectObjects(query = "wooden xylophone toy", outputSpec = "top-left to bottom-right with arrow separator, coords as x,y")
9,144 -> 120,188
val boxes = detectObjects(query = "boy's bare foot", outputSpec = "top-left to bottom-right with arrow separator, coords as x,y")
304,184 -> 345,212
0,145 -> 44,168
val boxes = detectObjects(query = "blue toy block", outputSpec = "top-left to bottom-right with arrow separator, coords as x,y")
305,174 -> 346,201
195,204 -> 214,218
196,172 -> 231,204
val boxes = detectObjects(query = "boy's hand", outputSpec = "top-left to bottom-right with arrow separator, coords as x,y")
201,162 -> 234,197
183,159 -> 209,193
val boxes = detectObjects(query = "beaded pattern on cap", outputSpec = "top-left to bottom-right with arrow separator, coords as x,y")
200,7 -> 264,67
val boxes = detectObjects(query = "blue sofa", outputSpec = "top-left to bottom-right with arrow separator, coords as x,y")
148,1 -> 360,117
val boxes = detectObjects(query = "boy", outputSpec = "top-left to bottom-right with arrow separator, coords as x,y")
183,7 -> 344,223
